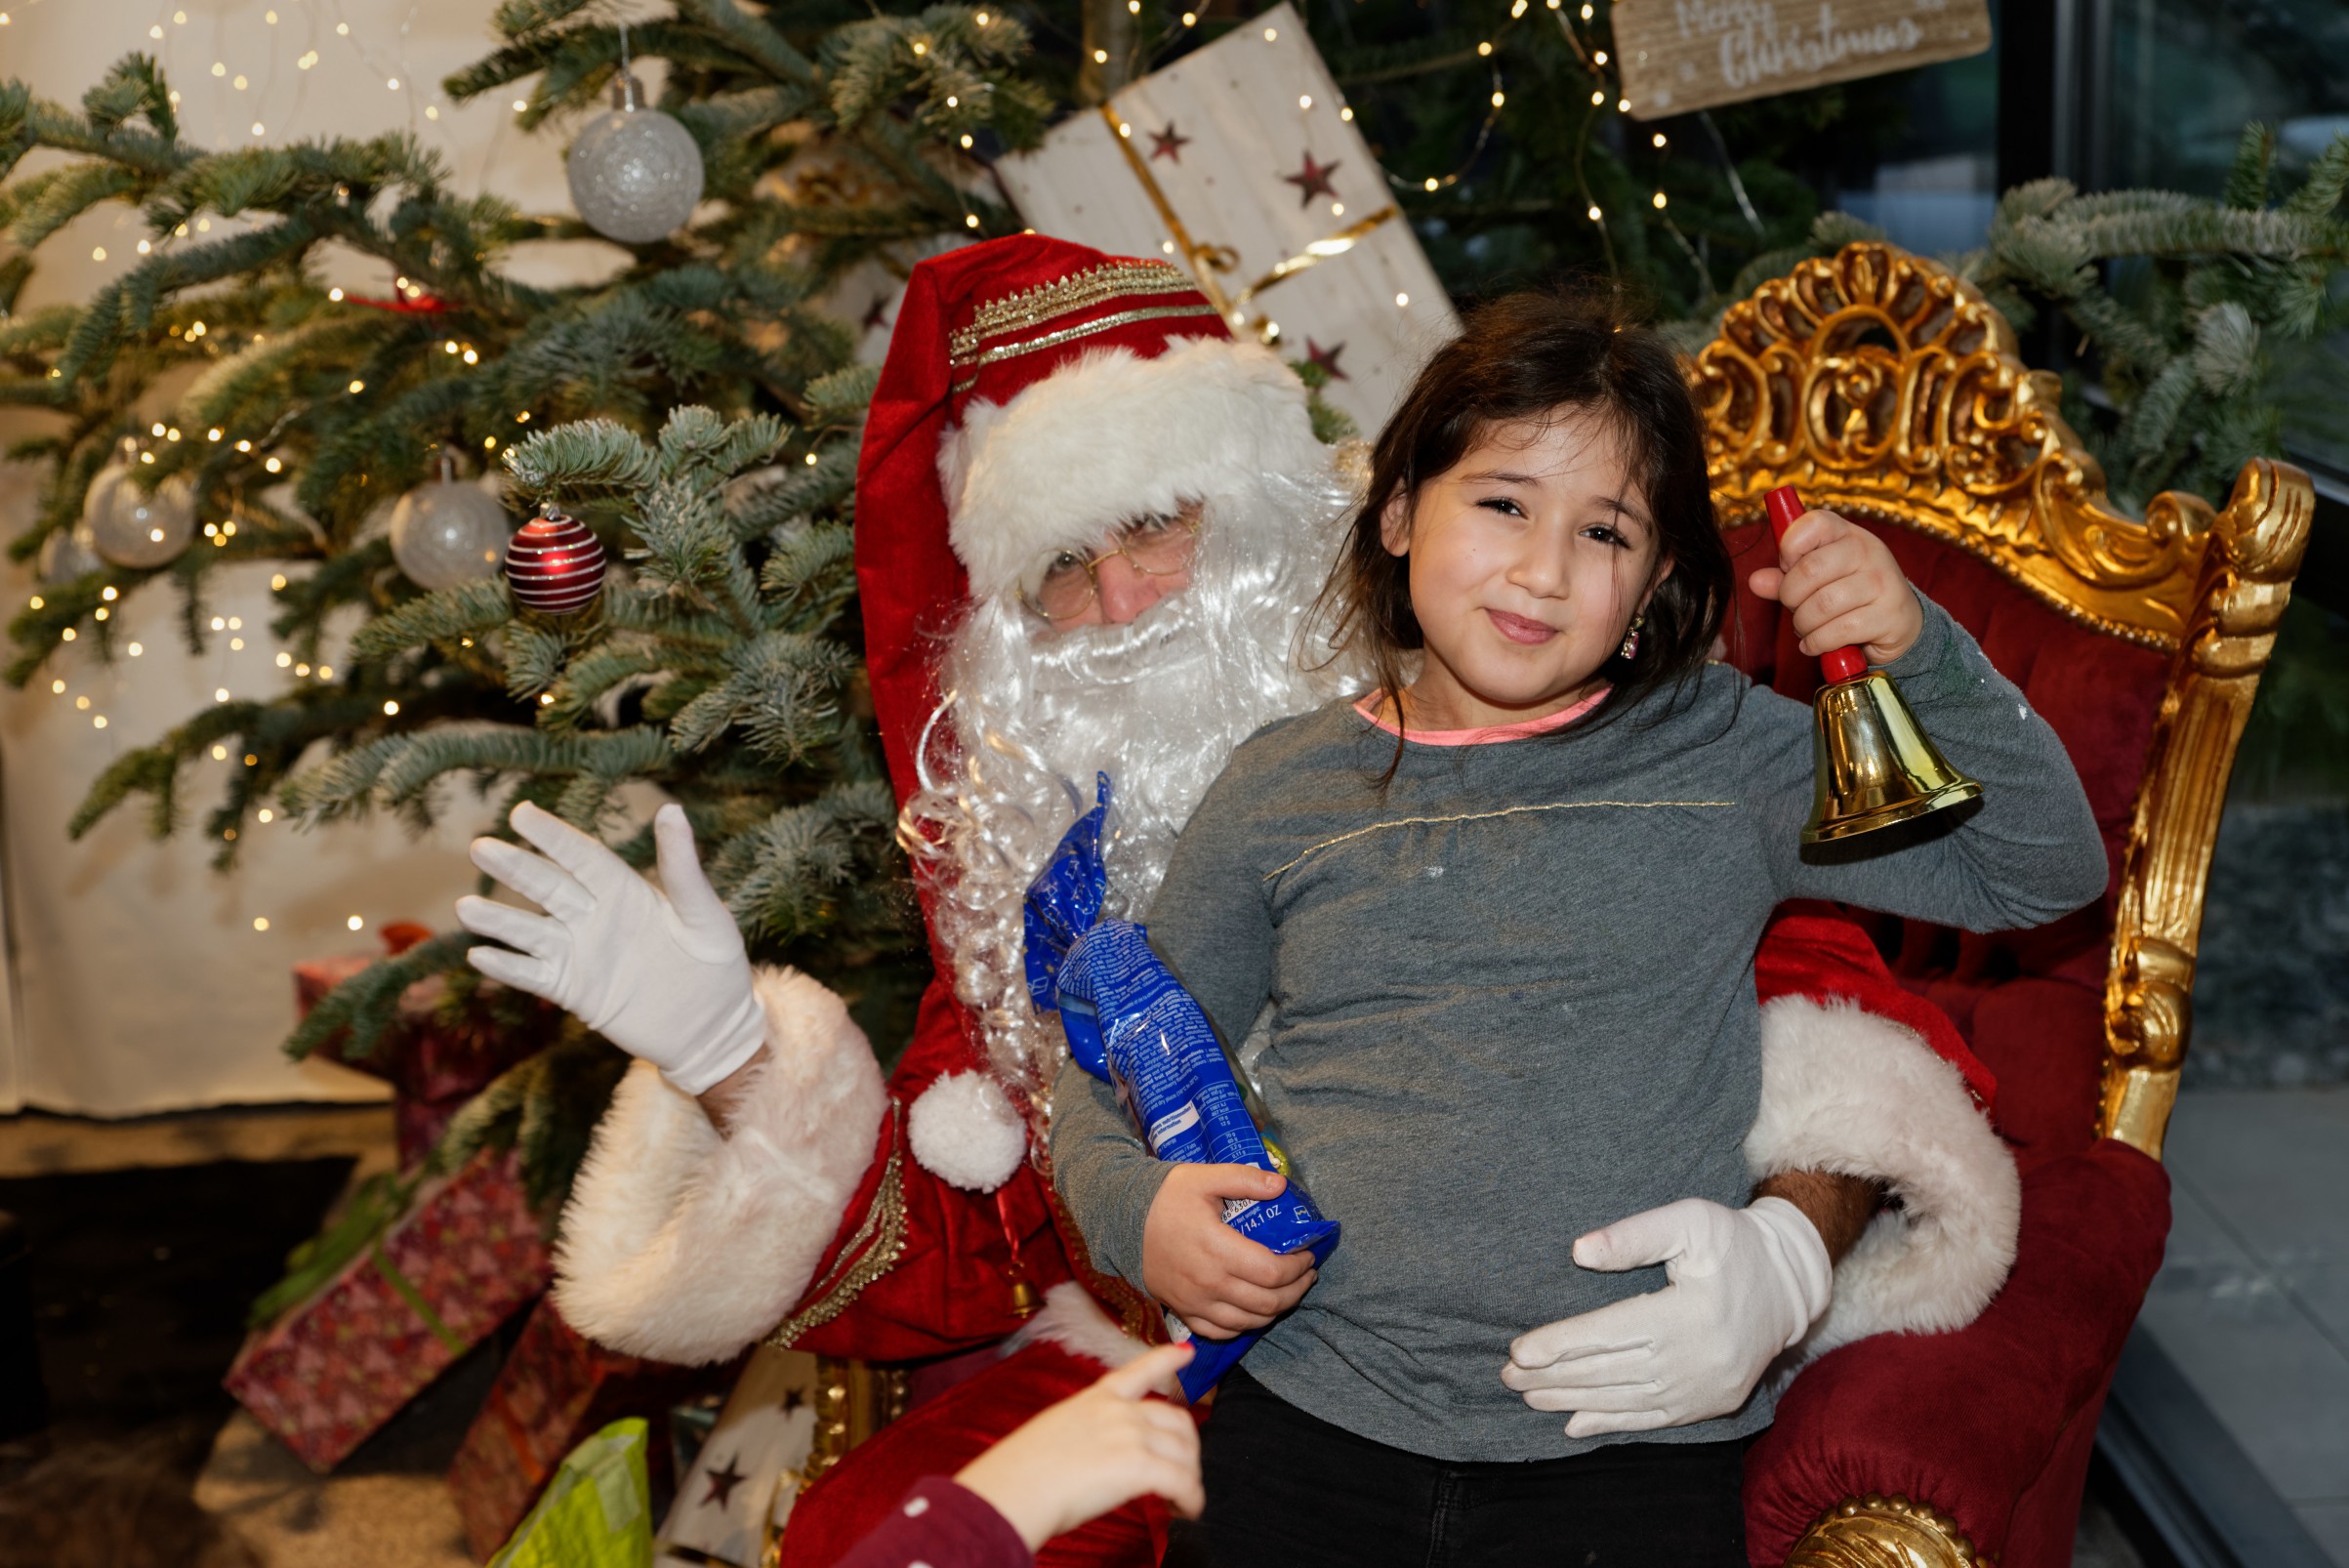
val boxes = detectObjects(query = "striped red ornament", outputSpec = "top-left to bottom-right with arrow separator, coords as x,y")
502,510 -> 606,617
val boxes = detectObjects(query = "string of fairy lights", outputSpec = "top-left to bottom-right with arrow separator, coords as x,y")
14,0 -> 558,940
1373,0 -> 1676,271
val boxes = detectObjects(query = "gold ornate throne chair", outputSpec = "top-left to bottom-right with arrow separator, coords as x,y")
1696,242 -> 2314,1568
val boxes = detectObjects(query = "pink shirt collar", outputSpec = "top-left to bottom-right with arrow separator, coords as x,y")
1352,685 -> 1610,746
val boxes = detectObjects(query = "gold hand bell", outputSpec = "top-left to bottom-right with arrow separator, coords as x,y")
1766,485 -> 1982,845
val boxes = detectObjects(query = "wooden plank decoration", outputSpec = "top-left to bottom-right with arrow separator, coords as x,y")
1610,0 -> 1992,120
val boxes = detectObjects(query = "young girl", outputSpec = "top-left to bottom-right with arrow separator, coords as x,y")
1049,287 -> 2106,1565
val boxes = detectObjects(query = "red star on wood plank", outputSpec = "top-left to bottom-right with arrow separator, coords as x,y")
702,1455 -> 748,1508
1149,123 -> 1192,162
1281,150 -> 1342,207
1304,338 -> 1349,380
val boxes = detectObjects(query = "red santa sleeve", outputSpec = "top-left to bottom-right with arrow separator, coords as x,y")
551,966 -> 888,1365
779,981 -> 1082,1362
1747,903 -> 2023,1360
833,1478 -> 1033,1568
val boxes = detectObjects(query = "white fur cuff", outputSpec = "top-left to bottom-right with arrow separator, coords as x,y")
1746,995 -> 2022,1361
552,967 -> 887,1365
1004,1282 -> 1149,1370
908,1070 -> 1028,1192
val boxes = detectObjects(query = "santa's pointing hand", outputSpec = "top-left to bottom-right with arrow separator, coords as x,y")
456,802 -> 768,1095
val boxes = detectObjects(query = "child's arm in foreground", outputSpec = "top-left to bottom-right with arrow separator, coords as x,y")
838,1344 -> 1203,1568
1752,507 -> 2108,927
1048,764 -> 1317,1341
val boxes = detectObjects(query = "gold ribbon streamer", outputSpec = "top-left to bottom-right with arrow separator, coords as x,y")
1096,103 -> 1398,339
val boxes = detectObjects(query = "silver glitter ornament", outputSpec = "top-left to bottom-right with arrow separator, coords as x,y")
566,77 -> 704,244
38,523 -> 105,582
390,476 -> 513,590
84,457 -> 197,569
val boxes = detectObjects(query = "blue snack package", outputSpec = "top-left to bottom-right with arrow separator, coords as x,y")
1025,774 -> 1339,1401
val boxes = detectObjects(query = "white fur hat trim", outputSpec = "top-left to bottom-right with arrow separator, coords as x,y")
937,336 -> 1327,602
908,1069 -> 1029,1192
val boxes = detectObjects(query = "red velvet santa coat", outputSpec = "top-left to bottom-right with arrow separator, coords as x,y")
550,238 -> 2021,1566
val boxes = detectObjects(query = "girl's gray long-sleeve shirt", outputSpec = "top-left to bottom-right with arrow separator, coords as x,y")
1050,595 -> 2105,1462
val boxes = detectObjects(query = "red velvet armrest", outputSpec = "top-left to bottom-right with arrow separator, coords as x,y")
1744,1139 -> 2170,1565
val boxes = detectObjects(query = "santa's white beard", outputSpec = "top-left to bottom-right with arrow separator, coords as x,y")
901,466 -> 1363,1108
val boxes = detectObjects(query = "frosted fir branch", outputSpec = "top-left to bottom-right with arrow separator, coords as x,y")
678,0 -> 818,85
674,85 -> 820,149
540,641 -> 675,728
804,363 -> 879,429
655,405 -> 786,490
277,733 -> 414,821
666,630 -> 856,760
2224,124 -> 2275,213
371,722 -> 677,805
709,796 -> 861,940
493,0 -> 596,39
422,1030 -> 626,1213
2112,356 -> 2198,489
2053,280 -> 2175,379
757,521 -> 856,608
503,624 -> 567,699
2191,302 -> 2261,394
502,419 -> 660,499
281,931 -> 473,1065
2286,136 -> 2349,220
350,579 -> 516,663
598,585 -> 741,648
727,447 -> 855,539
5,161 -> 140,250
629,473 -> 740,599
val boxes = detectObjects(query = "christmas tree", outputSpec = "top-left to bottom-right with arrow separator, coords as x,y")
0,0 -> 1056,1188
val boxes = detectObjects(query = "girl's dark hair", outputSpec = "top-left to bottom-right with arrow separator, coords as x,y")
1318,281 -> 1731,749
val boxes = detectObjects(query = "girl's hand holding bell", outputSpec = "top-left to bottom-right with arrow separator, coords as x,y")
456,802 -> 767,1095
1747,506 -> 1924,669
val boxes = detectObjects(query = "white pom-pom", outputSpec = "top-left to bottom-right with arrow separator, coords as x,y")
908,1071 -> 1028,1192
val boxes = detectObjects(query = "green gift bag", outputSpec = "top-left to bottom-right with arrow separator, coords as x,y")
489,1418 -> 652,1568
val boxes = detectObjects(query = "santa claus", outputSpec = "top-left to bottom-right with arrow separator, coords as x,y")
456,235 -> 2019,1564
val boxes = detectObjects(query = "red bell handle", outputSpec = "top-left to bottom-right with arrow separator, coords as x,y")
1765,485 -> 1869,683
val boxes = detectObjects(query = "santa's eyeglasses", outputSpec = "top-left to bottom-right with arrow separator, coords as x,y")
1017,511 -> 1202,621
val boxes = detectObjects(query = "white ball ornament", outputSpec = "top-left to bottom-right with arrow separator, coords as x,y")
84,462 -> 197,569
38,523 -> 105,583
390,479 -> 514,590
566,86 -> 705,244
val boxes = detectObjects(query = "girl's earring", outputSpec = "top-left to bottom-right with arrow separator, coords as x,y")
1618,614 -> 1645,662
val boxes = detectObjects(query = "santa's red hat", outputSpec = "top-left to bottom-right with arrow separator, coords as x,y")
855,234 -> 1326,811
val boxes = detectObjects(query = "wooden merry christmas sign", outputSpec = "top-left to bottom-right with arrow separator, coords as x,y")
1610,0 -> 1992,120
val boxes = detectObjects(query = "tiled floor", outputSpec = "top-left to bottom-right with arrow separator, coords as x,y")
2137,1088 -> 2349,1565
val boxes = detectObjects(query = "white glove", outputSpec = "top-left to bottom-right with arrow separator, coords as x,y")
455,802 -> 767,1095
1501,1195 -> 1833,1438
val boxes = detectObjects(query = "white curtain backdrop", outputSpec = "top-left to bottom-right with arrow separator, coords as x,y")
0,0 -> 633,1114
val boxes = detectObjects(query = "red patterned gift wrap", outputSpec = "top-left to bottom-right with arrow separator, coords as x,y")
448,1297 -> 721,1560
225,1150 -> 555,1472
296,939 -> 561,1165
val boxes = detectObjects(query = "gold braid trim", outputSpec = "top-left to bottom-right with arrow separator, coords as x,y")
949,303 -> 1227,392
949,260 -> 1207,365
762,1105 -> 909,1349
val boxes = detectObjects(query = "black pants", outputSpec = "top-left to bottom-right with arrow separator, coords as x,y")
1191,1368 -> 1747,1568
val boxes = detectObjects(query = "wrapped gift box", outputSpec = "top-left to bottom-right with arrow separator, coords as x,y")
297,936 -> 563,1165
450,1297 -> 721,1561
995,1 -> 1460,434
226,1150 -> 554,1472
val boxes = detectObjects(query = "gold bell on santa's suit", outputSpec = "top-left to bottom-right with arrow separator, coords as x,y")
1765,486 -> 1982,845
